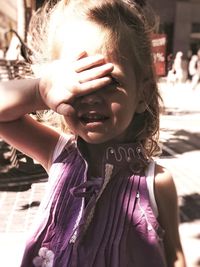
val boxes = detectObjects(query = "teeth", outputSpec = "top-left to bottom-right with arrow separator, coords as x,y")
80,113 -> 108,123
86,114 -> 102,119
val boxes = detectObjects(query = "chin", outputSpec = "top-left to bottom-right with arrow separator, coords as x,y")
81,132 -> 113,144
81,131 -> 126,145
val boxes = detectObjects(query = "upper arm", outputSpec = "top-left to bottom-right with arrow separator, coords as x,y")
154,164 -> 186,267
0,115 -> 60,171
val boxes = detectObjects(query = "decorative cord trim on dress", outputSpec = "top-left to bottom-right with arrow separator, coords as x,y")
69,163 -> 114,243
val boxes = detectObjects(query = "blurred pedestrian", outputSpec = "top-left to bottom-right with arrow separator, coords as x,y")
189,49 -> 200,90
189,54 -> 198,78
167,51 -> 188,84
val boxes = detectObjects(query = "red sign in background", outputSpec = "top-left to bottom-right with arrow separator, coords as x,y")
151,34 -> 167,76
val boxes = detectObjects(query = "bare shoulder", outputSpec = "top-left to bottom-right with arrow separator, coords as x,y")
154,164 -> 177,194
154,165 -> 186,266
154,164 -> 178,213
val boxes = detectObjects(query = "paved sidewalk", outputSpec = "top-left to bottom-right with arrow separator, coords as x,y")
0,81 -> 200,266
157,154 -> 200,267
0,182 -> 47,266
158,81 -> 200,267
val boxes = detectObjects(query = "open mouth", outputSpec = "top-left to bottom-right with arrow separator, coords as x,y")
79,112 -> 109,124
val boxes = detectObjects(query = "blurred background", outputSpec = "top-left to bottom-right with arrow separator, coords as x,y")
0,0 -> 200,266
0,0 -> 200,60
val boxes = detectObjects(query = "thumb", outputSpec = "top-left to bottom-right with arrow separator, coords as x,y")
56,103 -> 76,117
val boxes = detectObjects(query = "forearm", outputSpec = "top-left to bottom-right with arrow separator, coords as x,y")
0,78 -> 47,122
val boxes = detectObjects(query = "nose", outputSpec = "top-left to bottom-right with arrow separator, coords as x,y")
80,92 -> 103,105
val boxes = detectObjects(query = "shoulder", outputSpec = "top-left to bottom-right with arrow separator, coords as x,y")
153,165 -> 186,266
154,164 -> 176,188
154,164 -> 178,217
50,133 -> 76,164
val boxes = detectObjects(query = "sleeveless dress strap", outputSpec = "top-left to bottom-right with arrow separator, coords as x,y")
51,134 -> 72,163
145,161 -> 159,217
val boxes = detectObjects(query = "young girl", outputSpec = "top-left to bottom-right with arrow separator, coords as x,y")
0,0 -> 186,266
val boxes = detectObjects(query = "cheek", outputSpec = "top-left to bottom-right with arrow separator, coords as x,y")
111,101 -> 135,125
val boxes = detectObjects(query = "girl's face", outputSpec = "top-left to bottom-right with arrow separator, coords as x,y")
60,19 -> 142,144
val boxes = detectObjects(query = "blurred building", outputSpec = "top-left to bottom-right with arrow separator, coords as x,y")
0,0 -> 199,59
0,0 -> 41,57
149,0 -> 200,57
0,1 -> 17,50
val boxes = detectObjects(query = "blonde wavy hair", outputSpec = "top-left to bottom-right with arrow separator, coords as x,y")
28,0 -> 162,158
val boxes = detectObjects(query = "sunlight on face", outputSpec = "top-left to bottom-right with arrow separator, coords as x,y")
58,19 -> 107,61
55,18 -> 140,145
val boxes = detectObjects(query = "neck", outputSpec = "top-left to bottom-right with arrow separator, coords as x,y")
85,143 -> 107,177
77,138 -> 139,177
79,139 -> 117,177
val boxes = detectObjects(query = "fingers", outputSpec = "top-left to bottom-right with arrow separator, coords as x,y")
41,54 -> 114,114
73,53 -> 114,86
74,54 -> 106,72
75,51 -> 87,61
55,76 -> 112,116
76,76 -> 113,96
67,54 -> 114,96
78,63 -> 114,83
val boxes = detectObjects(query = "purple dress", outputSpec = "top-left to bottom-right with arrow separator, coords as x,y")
20,137 -> 167,267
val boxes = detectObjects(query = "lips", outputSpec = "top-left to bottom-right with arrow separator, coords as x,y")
79,112 -> 109,124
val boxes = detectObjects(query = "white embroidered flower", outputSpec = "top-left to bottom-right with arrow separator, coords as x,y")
33,247 -> 55,267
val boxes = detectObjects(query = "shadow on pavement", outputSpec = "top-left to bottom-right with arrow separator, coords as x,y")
162,109 -> 200,116
0,161 -> 48,192
161,130 -> 200,155
179,193 -> 200,223
0,141 -> 48,192
18,201 -> 41,211
160,127 -> 200,225
0,184 -> 32,192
